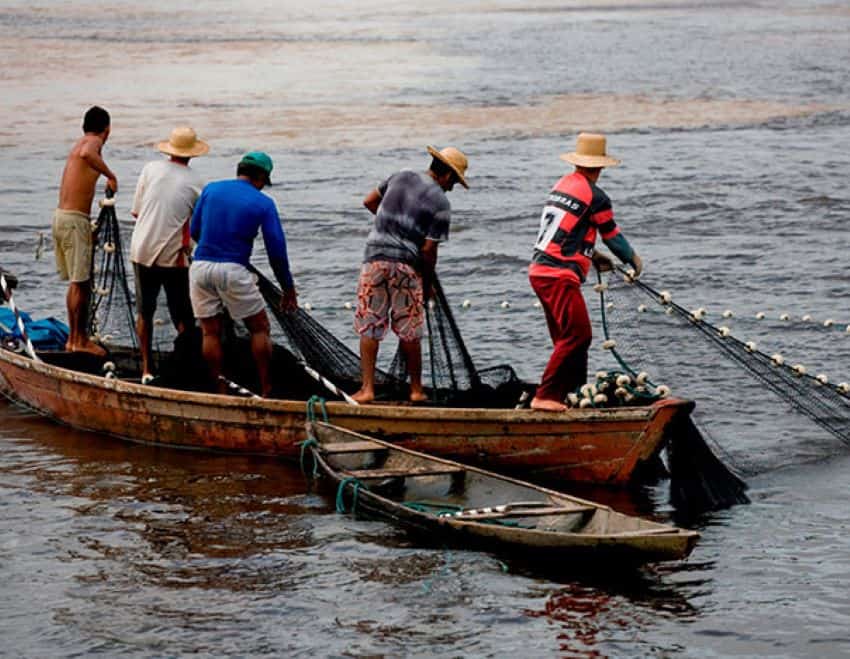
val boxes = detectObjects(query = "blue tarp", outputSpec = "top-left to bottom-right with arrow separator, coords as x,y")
0,308 -> 69,351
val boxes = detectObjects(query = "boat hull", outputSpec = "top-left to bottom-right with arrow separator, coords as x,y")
0,347 -> 689,486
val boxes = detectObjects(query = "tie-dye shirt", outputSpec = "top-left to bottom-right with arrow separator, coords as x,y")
363,170 -> 450,266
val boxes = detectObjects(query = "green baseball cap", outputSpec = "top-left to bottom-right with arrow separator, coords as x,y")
239,151 -> 274,185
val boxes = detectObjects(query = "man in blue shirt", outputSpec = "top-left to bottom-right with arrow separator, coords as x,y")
189,152 -> 297,396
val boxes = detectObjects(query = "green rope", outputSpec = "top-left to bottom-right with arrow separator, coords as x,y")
335,476 -> 366,514
306,395 -> 329,422
306,395 -> 329,423
589,269 -> 665,405
596,269 -> 641,378
299,436 -> 319,478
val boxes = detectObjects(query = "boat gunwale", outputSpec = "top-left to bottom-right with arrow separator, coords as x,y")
0,345 -> 689,423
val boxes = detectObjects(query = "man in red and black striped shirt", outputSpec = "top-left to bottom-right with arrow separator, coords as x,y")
529,133 -> 643,412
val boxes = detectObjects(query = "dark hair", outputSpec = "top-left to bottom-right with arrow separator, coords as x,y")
237,162 -> 268,183
82,106 -> 110,134
429,156 -> 454,179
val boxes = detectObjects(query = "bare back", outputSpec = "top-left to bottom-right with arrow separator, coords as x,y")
58,134 -> 106,215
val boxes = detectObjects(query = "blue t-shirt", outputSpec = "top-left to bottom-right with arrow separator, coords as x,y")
191,178 -> 293,289
363,170 -> 450,265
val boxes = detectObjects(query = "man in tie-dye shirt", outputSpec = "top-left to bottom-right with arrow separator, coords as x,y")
352,145 -> 469,404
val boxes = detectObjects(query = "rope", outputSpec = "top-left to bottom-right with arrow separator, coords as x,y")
299,436 -> 319,478
596,269 -> 640,377
306,395 -> 329,423
612,265 -> 850,444
335,476 -> 366,514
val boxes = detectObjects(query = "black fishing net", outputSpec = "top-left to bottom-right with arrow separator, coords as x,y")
584,269 -> 752,516
253,268 -> 529,408
87,194 -> 137,351
596,267 -> 850,463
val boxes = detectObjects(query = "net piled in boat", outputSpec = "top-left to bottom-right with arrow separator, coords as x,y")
254,269 -> 528,407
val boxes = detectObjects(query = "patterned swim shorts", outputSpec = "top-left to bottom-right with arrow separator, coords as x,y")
354,260 -> 424,342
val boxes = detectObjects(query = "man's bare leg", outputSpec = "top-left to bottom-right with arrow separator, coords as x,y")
66,280 -> 105,355
400,338 -> 427,402
199,314 -> 226,394
243,310 -> 273,397
352,336 -> 380,403
136,314 -> 153,378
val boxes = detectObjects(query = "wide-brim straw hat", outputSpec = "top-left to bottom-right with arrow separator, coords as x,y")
157,126 -> 209,158
427,145 -> 470,188
560,133 -> 620,168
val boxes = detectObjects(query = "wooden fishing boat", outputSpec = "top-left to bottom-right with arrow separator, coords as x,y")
0,344 -> 691,486
306,420 -> 699,563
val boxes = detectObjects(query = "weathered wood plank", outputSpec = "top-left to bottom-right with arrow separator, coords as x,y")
321,441 -> 387,454
345,465 -> 465,479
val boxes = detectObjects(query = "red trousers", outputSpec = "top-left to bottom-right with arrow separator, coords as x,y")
529,274 -> 592,403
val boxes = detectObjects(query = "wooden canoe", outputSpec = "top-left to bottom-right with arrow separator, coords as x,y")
0,345 -> 690,486
306,420 -> 699,563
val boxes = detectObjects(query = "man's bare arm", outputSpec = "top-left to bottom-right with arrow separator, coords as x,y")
420,239 -> 439,300
363,189 -> 381,215
80,138 -> 118,192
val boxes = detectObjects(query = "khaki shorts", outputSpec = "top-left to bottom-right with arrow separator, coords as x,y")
189,260 -> 265,321
52,209 -> 92,282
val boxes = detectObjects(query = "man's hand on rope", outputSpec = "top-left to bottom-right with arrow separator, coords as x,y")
630,253 -> 643,278
280,286 -> 298,312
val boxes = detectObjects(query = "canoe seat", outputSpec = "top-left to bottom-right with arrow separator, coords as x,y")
345,465 -> 465,480
321,441 -> 388,454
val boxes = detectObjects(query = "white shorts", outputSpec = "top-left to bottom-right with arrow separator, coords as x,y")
189,261 -> 265,321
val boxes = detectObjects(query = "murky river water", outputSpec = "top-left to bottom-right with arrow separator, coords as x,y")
2,1 -> 850,656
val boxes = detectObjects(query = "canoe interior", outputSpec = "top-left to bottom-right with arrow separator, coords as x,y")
309,422 -> 699,563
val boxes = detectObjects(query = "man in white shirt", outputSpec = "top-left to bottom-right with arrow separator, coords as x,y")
130,126 -> 208,383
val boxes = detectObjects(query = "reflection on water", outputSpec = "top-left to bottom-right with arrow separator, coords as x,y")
0,404 -> 707,656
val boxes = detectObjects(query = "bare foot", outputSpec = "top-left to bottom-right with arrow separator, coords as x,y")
69,340 -> 107,357
530,397 -> 567,412
409,390 -> 428,403
351,388 -> 375,404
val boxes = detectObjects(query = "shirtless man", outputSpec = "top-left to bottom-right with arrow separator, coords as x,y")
53,106 -> 117,355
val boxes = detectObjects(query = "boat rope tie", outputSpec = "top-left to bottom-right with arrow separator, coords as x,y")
336,476 -> 367,514
306,395 -> 329,423
299,436 -> 319,478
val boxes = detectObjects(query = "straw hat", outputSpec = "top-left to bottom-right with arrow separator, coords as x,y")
427,145 -> 469,188
560,133 -> 620,168
157,127 -> 209,158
